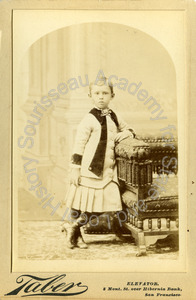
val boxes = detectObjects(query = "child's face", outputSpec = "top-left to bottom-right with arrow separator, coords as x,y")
90,85 -> 113,109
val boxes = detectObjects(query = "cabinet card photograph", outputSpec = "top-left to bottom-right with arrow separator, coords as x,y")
13,10 -> 186,273
0,1 -> 194,299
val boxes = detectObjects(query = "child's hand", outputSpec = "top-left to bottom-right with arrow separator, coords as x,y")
115,130 -> 134,144
70,168 -> 81,186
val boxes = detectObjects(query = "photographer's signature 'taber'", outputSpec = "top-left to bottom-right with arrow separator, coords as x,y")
5,274 -> 88,297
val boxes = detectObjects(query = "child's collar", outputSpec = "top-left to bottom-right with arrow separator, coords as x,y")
94,106 -> 111,115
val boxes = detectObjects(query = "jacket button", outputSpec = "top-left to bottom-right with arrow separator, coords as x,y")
89,167 -> 92,170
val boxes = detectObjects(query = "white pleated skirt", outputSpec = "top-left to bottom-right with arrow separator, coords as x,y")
64,181 -> 122,213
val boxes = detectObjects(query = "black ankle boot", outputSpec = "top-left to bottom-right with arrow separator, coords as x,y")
62,216 -> 88,249
62,223 -> 78,249
73,228 -> 88,249
112,213 -> 125,240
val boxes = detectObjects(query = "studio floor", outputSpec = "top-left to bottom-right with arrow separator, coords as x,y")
17,221 -> 178,260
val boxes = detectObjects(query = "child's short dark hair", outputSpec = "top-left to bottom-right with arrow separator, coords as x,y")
89,76 -> 114,97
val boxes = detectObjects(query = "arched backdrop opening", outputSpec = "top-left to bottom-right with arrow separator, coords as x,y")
15,22 -> 177,220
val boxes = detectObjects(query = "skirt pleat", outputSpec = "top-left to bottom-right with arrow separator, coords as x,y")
86,188 -> 95,212
64,182 -> 122,213
80,187 -> 88,212
64,184 -> 77,208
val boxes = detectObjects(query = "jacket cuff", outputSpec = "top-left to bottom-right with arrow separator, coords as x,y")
71,153 -> 82,165
70,164 -> 81,169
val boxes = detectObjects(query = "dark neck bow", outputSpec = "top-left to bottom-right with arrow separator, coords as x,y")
90,107 -> 119,127
100,108 -> 112,116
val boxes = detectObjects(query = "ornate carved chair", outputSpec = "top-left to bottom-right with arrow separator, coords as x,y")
84,136 -> 178,256
115,136 -> 178,256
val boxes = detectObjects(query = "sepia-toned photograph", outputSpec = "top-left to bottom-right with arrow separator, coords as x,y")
12,9 -> 186,274
1,1 -> 196,299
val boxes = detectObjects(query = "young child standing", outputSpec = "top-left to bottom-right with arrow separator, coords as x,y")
62,77 -> 135,249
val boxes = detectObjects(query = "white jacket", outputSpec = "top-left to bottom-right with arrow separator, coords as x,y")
71,109 -> 134,188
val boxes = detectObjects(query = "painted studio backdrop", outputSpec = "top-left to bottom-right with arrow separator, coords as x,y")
13,22 -> 178,261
